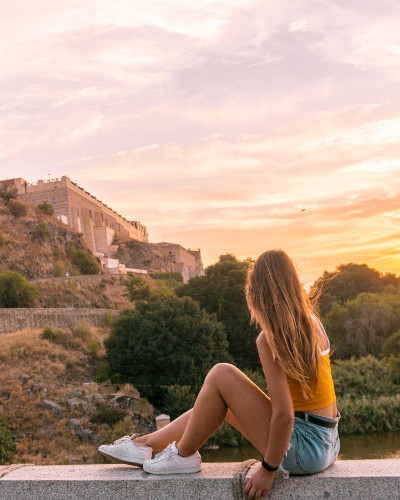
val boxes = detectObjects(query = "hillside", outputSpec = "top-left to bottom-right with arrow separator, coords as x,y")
115,239 -> 175,272
0,326 -> 156,465
0,202 -> 135,308
0,203 -> 86,279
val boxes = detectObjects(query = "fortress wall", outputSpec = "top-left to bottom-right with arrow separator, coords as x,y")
0,308 -> 120,334
15,176 -> 148,244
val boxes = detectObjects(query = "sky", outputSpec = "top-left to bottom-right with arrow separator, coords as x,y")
1,0 -> 400,286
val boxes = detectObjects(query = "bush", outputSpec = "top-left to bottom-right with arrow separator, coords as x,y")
0,416 -> 15,465
337,394 -> 400,435
90,403 -> 127,426
383,330 -> 400,357
53,260 -> 66,277
163,386 -> 196,420
0,232 -> 7,245
36,202 -> 54,216
41,325 -> 68,345
73,323 -> 91,340
87,339 -> 100,358
32,221 -> 52,241
8,200 -> 27,217
332,356 -> 398,399
100,416 -> 134,448
102,310 -> 115,329
150,272 -> 184,283
0,184 -> 17,205
105,296 -> 231,390
0,270 -> 39,307
67,248 -> 101,275
94,362 -> 112,383
123,275 -> 152,301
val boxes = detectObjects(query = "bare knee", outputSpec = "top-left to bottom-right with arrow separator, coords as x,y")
205,363 -> 237,385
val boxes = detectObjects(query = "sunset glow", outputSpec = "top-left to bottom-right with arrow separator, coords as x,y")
1,1 -> 400,284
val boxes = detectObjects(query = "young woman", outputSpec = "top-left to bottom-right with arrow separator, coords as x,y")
98,250 -> 340,499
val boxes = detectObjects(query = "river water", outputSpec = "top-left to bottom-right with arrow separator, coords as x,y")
201,432 -> 400,462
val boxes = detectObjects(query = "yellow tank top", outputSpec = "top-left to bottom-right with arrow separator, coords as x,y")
287,316 -> 336,411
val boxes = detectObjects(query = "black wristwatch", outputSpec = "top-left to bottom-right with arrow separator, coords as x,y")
261,459 -> 279,472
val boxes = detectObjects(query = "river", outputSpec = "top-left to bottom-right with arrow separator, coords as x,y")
201,431 -> 400,462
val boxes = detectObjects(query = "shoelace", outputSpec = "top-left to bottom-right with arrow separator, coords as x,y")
112,433 -> 136,445
153,443 -> 174,463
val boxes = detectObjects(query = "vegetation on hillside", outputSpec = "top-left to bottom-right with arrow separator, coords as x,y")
0,326 -> 155,465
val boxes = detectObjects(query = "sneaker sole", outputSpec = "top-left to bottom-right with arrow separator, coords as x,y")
98,449 -> 148,466
143,466 -> 201,474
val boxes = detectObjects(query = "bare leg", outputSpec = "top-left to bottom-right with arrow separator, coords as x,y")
177,363 -> 272,456
135,363 -> 272,455
133,406 -> 251,452
133,410 -> 192,451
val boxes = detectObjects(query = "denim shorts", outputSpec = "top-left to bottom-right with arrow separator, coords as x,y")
280,412 -> 340,475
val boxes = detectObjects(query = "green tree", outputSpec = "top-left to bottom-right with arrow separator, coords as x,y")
311,263 -> 386,316
0,271 -> 39,307
36,202 -> 54,216
67,248 -> 101,275
324,293 -> 390,358
0,417 -> 15,465
123,275 -> 152,301
0,184 -> 18,205
177,254 -> 258,369
105,296 -> 231,388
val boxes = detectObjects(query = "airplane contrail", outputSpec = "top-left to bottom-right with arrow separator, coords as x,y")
246,56 -> 285,68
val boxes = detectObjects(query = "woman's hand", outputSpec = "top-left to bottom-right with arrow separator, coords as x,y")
244,465 -> 275,499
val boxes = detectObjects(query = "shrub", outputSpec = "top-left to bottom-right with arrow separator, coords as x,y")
337,394 -> 400,435
0,271 -> 39,307
0,184 -> 17,205
8,200 -> 27,217
73,323 -> 91,340
90,403 -> 127,426
383,330 -> 400,357
32,222 -> 52,241
41,325 -> 67,345
94,362 -> 112,383
0,416 -> 15,465
102,310 -> 115,329
123,275 -> 152,301
100,416 -> 134,448
0,232 -> 7,245
53,260 -> 65,277
332,356 -> 398,399
36,202 -> 54,216
163,386 -> 196,420
67,248 -> 101,275
87,339 -> 100,358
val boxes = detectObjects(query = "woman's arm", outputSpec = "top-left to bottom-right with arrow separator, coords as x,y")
245,332 -> 294,498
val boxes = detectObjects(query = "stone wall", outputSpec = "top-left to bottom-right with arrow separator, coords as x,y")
0,308 -> 120,334
1,460 -> 399,499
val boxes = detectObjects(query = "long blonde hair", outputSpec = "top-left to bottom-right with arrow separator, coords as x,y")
246,249 -> 320,398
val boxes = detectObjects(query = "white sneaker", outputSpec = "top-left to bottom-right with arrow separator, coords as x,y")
98,434 -> 152,466
143,442 -> 201,474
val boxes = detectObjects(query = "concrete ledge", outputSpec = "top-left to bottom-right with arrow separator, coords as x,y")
0,460 -> 399,499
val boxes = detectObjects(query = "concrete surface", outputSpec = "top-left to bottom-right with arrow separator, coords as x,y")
0,459 -> 399,499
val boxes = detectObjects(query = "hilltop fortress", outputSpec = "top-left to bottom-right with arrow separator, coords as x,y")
1,176 -> 203,281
